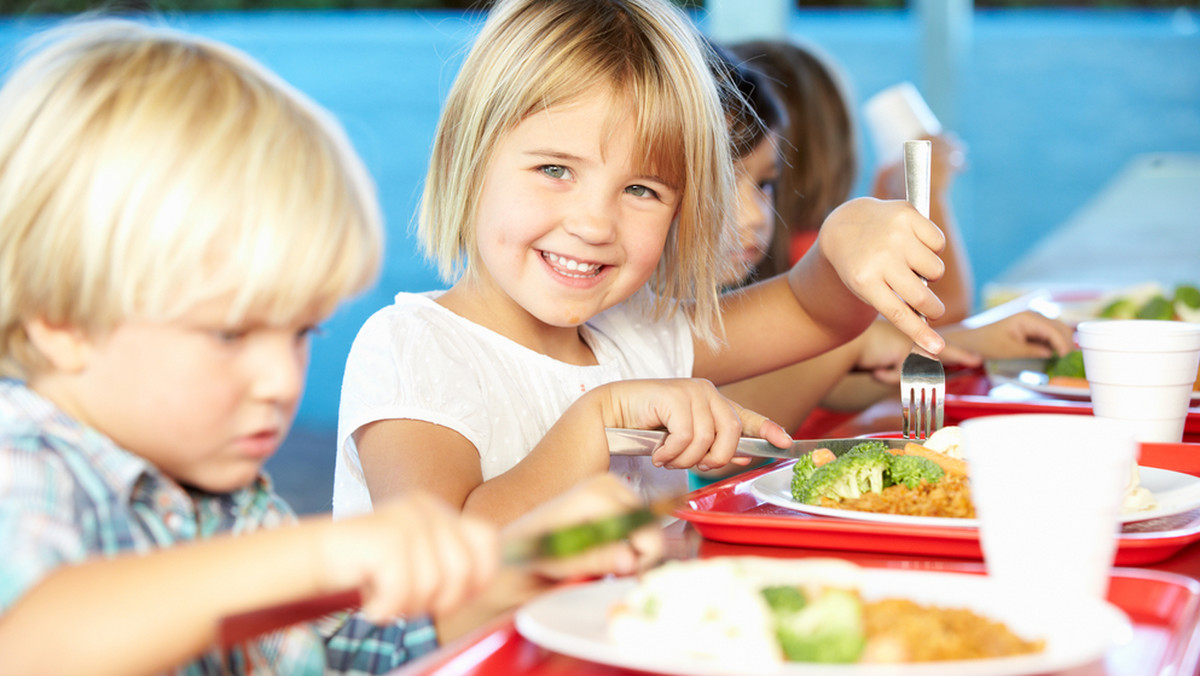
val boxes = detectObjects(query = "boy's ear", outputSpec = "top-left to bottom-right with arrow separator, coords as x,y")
23,318 -> 92,373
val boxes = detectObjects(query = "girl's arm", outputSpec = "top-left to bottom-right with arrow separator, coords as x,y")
0,495 -> 497,676
357,379 -> 791,526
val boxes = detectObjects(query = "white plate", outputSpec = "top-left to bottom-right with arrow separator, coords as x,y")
985,358 -> 1200,404
515,567 -> 1132,676
749,464 -> 1200,528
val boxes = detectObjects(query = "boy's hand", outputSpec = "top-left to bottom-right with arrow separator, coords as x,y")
943,311 -> 1076,359
503,474 -> 664,580
819,197 -> 947,354
856,320 -> 980,385
321,492 -> 499,623
596,378 -> 791,472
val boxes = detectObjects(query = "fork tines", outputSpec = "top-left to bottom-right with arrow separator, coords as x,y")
900,354 -> 945,440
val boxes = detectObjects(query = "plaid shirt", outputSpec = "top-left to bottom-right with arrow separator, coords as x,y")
0,379 -> 438,674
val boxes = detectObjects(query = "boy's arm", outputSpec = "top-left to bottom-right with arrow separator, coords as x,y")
0,498 -> 497,676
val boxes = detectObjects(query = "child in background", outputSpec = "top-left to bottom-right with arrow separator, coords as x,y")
706,42 -> 1073,449
730,39 -> 974,324
335,0 -> 950,525
0,19 -> 660,675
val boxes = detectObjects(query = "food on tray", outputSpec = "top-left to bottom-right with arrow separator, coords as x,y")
1097,282 -> 1200,323
607,557 -> 1045,666
1044,346 -> 1199,393
789,426 -> 1156,517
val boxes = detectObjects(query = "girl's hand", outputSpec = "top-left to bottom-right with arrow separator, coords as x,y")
319,492 -> 500,623
596,378 -> 792,472
818,197 -> 947,354
943,311 -> 1076,359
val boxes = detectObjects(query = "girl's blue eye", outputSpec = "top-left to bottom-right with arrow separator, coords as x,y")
215,329 -> 246,344
541,165 -> 568,179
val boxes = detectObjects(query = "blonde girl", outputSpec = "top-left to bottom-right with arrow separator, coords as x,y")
336,0 -> 947,524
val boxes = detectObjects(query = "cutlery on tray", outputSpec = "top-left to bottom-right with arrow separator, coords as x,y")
605,427 -> 907,460
899,139 -> 946,440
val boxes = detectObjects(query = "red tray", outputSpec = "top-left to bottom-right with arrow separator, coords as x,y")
392,566 -> 1200,676
674,443 -> 1200,566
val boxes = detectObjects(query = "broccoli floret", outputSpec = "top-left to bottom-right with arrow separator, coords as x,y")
793,450 -> 890,504
771,588 -> 866,663
1175,284 -> 1200,310
791,454 -> 819,498
844,440 -> 891,457
1137,295 -> 1175,320
1099,297 -> 1138,319
888,454 -> 945,489
842,443 -> 893,493
1046,349 -> 1086,379
761,585 -> 807,614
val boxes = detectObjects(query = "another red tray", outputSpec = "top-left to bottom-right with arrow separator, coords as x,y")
392,566 -> 1200,676
675,443 -> 1200,566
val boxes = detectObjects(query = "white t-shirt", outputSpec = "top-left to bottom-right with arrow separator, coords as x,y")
333,291 -> 694,517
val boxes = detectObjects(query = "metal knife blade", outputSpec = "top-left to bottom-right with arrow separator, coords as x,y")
605,427 -> 908,460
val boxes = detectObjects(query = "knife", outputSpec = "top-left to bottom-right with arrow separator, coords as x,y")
216,496 -> 679,648
605,427 -> 907,460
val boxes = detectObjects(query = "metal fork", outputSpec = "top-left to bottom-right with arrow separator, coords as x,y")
899,139 -> 945,440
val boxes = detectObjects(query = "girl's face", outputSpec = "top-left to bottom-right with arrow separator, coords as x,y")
726,133 -> 781,285
37,295 -> 321,493
470,87 -> 680,332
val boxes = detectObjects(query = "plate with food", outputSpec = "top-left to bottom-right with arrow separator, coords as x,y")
515,557 -> 1132,676
747,428 -> 1200,528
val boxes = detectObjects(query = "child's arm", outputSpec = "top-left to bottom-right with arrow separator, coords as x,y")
698,197 -> 946,387
357,378 -> 791,525
0,493 -> 497,676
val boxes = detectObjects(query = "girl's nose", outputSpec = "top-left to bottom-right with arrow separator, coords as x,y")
562,193 -> 618,244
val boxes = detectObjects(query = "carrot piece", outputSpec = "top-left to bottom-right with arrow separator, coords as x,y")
890,443 -> 969,476
811,447 -> 837,467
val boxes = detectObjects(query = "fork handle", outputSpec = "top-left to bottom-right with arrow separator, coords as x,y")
903,139 -> 932,219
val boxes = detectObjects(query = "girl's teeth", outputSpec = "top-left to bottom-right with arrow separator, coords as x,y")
546,252 -> 599,275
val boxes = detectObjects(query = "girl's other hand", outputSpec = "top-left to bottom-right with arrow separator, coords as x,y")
596,378 -> 791,472
819,197 -> 947,354
320,492 -> 500,623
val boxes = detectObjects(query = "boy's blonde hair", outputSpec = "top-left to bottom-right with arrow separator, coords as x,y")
418,0 -> 738,344
0,19 -> 383,380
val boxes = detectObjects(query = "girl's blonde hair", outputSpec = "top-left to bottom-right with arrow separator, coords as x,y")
0,18 -> 383,379
418,0 -> 738,344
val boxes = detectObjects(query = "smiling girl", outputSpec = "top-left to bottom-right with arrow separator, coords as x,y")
334,0 -> 949,525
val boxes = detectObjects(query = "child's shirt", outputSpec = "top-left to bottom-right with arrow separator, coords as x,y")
334,291 -> 694,518
0,379 -> 438,675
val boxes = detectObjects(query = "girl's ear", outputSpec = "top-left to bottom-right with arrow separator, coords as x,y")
23,318 -> 92,373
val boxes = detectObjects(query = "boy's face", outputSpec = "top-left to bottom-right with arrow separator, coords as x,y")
469,87 -> 681,331
36,295 -> 320,493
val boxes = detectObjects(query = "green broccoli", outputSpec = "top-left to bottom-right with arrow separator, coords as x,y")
1137,294 -> 1175,320
791,454 -> 819,498
1046,349 -> 1086,379
1175,284 -> 1200,312
888,453 -> 945,489
768,587 -> 866,663
1099,297 -> 1138,319
841,443 -> 893,493
761,585 -> 807,614
792,448 -> 890,504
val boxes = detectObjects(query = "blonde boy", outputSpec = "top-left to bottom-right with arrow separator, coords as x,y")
0,19 -> 660,675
